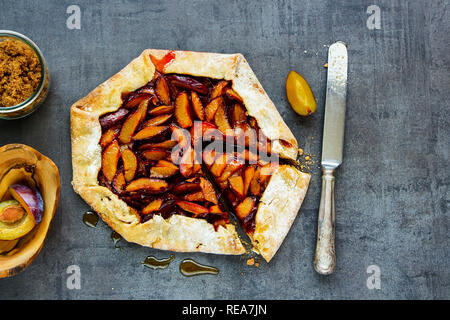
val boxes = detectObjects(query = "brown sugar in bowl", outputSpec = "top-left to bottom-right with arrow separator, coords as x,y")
0,30 -> 49,120
0,144 -> 60,278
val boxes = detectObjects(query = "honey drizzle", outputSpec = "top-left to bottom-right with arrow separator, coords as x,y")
142,255 -> 175,269
179,258 -> 219,277
111,231 -> 122,247
82,211 -> 99,228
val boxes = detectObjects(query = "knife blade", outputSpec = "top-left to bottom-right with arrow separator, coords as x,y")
322,41 -> 348,168
314,41 -> 348,275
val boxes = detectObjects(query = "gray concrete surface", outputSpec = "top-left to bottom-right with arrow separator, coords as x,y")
0,0 -> 448,299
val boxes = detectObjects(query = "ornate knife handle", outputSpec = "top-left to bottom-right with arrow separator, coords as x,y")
314,167 -> 336,275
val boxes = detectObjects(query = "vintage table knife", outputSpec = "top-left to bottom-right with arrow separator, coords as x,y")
314,41 -> 348,275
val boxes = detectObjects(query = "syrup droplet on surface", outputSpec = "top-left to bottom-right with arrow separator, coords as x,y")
111,231 -> 122,247
83,211 -> 99,228
142,255 -> 175,270
179,259 -> 219,277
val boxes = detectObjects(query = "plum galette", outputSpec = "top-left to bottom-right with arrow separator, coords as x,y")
71,50 -> 310,262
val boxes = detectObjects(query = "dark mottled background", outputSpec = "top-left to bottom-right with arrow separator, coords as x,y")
0,0 -> 448,299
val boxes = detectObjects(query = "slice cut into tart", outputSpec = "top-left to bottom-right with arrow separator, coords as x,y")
71,50 -> 310,262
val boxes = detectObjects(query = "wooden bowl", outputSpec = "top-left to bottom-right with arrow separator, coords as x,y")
0,144 -> 60,278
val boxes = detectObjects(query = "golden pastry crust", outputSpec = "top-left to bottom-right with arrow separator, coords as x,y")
71,49 -> 308,259
252,165 -> 310,262
76,185 -> 245,254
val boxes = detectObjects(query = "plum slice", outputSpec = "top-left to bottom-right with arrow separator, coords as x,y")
225,88 -> 243,103
142,199 -> 163,215
167,75 -> 209,94
149,105 -> 174,116
150,160 -> 179,178
234,122 -> 257,148
99,108 -> 130,129
170,125 -> 190,149
119,101 -> 148,144
205,97 -> 224,122
199,177 -> 218,204
249,166 -> 261,196
133,126 -> 168,141
176,201 -> 209,216
217,158 -> 244,182
172,181 -> 201,194
184,191 -> 205,202
210,80 -> 229,99
144,113 -> 172,126
235,197 -> 256,220
240,149 -> 259,164
190,121 -> 220,146
174,92 -> 193,128
137,86 -> 155,96
243,166 -> 255,197
156,76 -> 171,105
210,154 -> 227,177
209,205 -> 223,215
121,149 -> 138,182
0,200 -> 36,240
202,149 -> 217,167
191,91 -> 205,120
214,104 -> 232,134
125,178 -> 168,193
100,128 -> 119,148
142,148 -> 168,161
138,140 -> 177,150
179,147 -> 195,177
9,185 -> 44,224
231,103 -> 247,126
229,175 -> 245,199
113,171 -> 126,193
124,92 -> 151,109
102,140 -> 120,182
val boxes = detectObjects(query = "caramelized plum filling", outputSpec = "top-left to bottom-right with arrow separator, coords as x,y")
98,69 -> 279,233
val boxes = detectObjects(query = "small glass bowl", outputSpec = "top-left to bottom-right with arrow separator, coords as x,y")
0,30 -> 50,120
